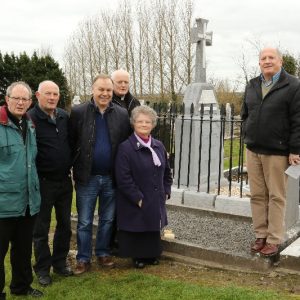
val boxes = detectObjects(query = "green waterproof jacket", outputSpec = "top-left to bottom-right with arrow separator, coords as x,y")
0,106 -> 41,218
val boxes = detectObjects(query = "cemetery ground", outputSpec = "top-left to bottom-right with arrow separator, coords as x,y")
3,201 -> 300,300
4,236 -> 300,300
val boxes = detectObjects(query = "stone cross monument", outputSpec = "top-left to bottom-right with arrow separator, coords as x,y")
174,17 -> 225,191
183,18 -> 218,115
191,18 -> 212,83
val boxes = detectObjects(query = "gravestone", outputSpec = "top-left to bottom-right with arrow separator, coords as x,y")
225,103 -> 232,138
72,95 -> 81,106
174,18 -> 225,191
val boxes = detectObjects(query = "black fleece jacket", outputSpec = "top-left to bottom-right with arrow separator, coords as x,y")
241,70 -> 300,156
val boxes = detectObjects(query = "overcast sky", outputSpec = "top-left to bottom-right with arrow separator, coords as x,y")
1,0 -> 299,85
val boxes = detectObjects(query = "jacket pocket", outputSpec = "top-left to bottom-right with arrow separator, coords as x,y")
0,182 -> 23,215
0,144 -> 21,156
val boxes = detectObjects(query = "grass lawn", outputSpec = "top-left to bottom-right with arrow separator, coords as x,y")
223,138 -> 245,170
3,196 -> 300,299
4,206 -> 300,300
3,258 -> 295,300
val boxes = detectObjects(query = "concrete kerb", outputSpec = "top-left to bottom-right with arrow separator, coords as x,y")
277,222 -> 300,272
184,190 -> 216,209
166,202 -> 252,222
171,185 -> 252,217
70,203 -> 300,273
215,195 -> 251,217
168,187 -> 184,205
161,239 -> 271,272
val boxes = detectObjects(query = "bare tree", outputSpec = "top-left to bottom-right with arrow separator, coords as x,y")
63,0 -> 197,102
234,38 -> 262,87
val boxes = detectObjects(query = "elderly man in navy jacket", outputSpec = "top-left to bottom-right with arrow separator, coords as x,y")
28,81 -> 73,287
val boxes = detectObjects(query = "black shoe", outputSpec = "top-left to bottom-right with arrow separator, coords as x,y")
110,247 -> 119,256
148,258 -> 159,265
53,266 -> 73,276
37,273 -> 52,286
0,292 -> 6,299
133,259 -> 145,269
26,287 -> 43,297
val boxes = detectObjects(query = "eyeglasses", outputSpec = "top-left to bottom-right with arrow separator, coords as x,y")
9,96 -> 31,103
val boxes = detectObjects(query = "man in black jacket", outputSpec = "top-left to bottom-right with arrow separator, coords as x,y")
111,69 -> 140,116
111,70 -> 140,252
28,81 -> 73,286
69,74 -> 131,275
241,47 -> 300,257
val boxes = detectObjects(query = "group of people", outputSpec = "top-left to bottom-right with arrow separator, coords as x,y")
1,46 -> 300,299
0,69 -> 172,299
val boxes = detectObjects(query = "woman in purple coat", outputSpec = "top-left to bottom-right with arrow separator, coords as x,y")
115,105 -> 172,268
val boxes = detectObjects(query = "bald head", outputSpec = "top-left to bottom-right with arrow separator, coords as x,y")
111,69 -> 130,97
38,80 -> 59,93
111,69 -> 130,81
36,80 -> 60,117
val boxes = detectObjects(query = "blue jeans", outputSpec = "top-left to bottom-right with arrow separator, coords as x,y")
75,175 -> 115,262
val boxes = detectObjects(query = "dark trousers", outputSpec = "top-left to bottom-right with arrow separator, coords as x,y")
0,212 -> 36,295
33,176 -> 73,275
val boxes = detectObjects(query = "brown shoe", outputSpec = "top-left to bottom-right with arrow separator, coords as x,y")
251,238 -> 266,252
260,243 -> 279,257
73,261 -> 91,275
97,256 -> 115,268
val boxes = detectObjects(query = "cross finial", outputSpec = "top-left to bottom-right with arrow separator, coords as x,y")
191,18 -> 213,83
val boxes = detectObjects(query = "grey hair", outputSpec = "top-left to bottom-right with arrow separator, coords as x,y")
130,105 -> 158,127
111,69 -> 130,81
6,81 -> 32,99
259,47 -> 283,59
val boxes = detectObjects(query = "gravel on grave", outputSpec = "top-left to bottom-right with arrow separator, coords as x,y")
165,206 -> 255,258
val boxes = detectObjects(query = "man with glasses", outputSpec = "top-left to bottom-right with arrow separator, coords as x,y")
0,82 -> 43,298
28,81 -> 73,287
111,69 -> 140,116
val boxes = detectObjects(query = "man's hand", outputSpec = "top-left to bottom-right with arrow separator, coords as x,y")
289,153 -> 300,165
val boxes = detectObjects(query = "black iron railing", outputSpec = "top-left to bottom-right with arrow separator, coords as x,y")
151,102 -> 247,198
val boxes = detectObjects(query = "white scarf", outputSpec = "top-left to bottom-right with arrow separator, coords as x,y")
134,133 -> 161,167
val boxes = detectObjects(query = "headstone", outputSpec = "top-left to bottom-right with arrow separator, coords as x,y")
225,103 -> 232,138
72,95 -> 81,106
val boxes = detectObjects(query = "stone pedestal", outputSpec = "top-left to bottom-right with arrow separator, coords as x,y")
174,82 -> 226,191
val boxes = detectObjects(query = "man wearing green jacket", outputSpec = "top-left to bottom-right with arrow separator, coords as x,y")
0,82 -> 43,299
